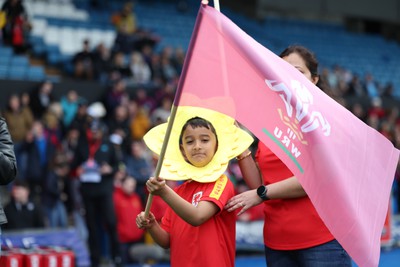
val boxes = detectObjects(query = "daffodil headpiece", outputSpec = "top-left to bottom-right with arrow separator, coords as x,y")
143,106 -> 254,183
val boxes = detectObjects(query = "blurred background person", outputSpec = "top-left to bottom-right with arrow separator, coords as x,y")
72,119 -> 122,267
113,175 -> 144,264
42,151 -> 69,228
3,179 -> 45,230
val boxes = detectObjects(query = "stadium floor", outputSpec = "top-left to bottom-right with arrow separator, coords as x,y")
123,214 -> 400,267
123,247 -> 400,267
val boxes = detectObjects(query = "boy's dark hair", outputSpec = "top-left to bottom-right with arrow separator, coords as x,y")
179,117 -> 218,145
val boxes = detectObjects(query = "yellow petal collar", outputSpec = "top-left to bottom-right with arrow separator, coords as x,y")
143,106 -> 254,183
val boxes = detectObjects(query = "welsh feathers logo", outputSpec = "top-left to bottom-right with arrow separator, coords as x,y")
265,79 -> 331,145
263,79 -> 331,174
192,191 -> 203,207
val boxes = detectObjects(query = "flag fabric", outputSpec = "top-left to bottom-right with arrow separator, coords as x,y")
174,3 -> 400,267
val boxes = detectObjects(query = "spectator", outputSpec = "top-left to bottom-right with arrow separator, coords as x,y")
350,102 -> 367,122
128,51 -> 152,86
20,120 -> 56,199
1,0 -> 31,53
124,140 -> 153,202
3,179 -> 45,230
113,175 -> 144,264
150,96 -> 172,126
107,104 -> 131,155
60,123 -> 89,242
3,93 -> 33,178
42,102 -> 63,147
159,47 -> 179,84
102,79 -> 129,119
72,119 -> 122,267
59,124 -> 81,212
60,90 -> 81,130
109,52 -> 132,80
346,74 -> 365,96
129,105 -> 151,140
29,80 -> 54,120
111,2 -> 137,36
92,43 -> 113,83
363,73 -> 380,98
133,88 -> 156,112
172,46 -> 185,75
111,1 -> 159,53
42,151 -> 69,228
72,39 -> 95,80
70,99 -> 90,135
382,82 -> 395,98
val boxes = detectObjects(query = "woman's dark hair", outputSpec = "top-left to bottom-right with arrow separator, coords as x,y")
279,45 -> 328,91
179,117 -> 218,145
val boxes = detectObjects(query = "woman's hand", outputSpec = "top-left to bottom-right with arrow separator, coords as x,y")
225,189 -> 263,216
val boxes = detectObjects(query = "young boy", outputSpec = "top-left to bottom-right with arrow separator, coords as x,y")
136,106 -> 253,267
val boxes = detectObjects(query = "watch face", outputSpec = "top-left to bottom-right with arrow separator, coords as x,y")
257,185 -> 265,196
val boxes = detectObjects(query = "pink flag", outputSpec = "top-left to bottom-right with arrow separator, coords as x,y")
174,3 -> 400,267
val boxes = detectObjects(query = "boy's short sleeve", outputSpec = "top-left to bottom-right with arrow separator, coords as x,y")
160,207 -> 172,233
201,174 -> 235,212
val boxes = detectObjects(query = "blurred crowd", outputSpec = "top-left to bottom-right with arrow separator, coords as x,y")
0,0 -> 400,265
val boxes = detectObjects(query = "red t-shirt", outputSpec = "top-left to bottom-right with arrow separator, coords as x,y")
161,175 -> 236,267
113,187 -> 145,243
256,142 -> 334,250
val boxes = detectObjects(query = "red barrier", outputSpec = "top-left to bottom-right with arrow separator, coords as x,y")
0,251 -> 24,267
0,247 -> 75,267
24,251 -> 42,267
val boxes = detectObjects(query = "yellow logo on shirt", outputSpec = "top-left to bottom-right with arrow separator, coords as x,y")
210,175 -> 228,200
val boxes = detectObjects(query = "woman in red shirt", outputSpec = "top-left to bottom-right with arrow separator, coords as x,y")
226,45 -> 352,267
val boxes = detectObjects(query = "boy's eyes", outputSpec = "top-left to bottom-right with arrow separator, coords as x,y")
184,138 -> 210,145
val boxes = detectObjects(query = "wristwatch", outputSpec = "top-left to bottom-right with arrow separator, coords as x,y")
257,185 -> 269,201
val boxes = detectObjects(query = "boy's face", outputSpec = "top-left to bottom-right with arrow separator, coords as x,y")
180,125 -> 217,167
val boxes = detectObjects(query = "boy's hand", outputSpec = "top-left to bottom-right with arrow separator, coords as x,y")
136,211 -> 156,229
146,176 -> 167,196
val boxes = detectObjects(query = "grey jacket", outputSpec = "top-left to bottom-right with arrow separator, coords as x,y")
0,117 -> 17,225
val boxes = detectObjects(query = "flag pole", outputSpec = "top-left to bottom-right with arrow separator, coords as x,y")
214,0 -> 220,11
144,0 -> 209,217
143,104 -> 178,217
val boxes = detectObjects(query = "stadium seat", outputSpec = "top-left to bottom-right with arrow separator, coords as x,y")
0,65 -> 8,79
44,26 -> 61,45
26,66 -> 46,81
10,56 -> 29,68
0,55 -> 11,66
7,66 -> 27,80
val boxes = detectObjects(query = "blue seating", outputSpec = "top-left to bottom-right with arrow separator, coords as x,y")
10,56 -> 29,68
7,66 -> 28,80
0,56 -> 11,66
0,47 -> 13,57
26,66 -> 46,81
0,65 -> 8,79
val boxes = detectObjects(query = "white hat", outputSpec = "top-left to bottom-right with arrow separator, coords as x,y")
87,102 -> 106,118
110,133 -> 123,145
